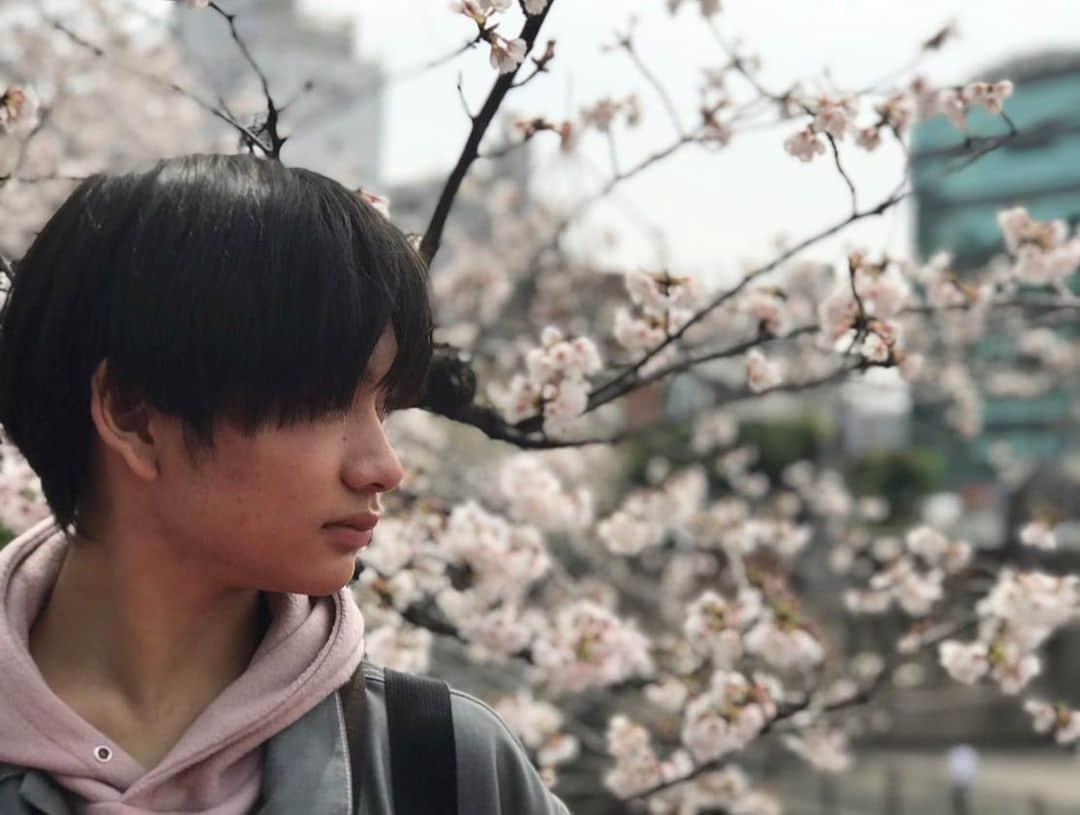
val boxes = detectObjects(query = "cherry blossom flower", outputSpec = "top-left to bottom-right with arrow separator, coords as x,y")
491,326 -> 603,436
489,34 -> 527,74
988,636 -> 1041,695
869,558 -> 944,617
685,589 -> 762,668
783,727 -> 852,772
499,453 -> 594,532
939,640 -> 990,685
805,92 -> 857,140
613,307 -> 666,350
0,441 -> 49,534
494,689 -> 580,767
744,613 -> 824,671
597,505 -> 666,556
963,79 -> 1014,114
1024,700 -> 1080,744
524,0 -> 550,13
440,500 -> 551,606
906,526 -> 972,573
934,87 -> 968,130
365,620 -> 434,674
625,269 -> 702,313
0,86 -> 40,135
451,0 -> 509,23
875,91 -> 915,133
997,207 -> 1080,287
603,715 -> 664,797
738,287 -> 789,336
1024,699 -> 1058,734
681,671 -> 779,762
818,284 -> 860,342
976,569 -> 1079,645
784,127 -> 825,162
582,98 -> 619,131
855,126 -> 882,151
356,188 -> 390,218
532,601 -> 655,694
644,676 -> 691,713
1019,520 -> 1057,551
745,348 -> 783,392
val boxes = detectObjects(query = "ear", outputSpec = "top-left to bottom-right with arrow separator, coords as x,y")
88,359 -> 160,482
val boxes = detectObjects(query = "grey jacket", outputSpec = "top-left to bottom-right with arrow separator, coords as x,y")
0,662 -> 573,814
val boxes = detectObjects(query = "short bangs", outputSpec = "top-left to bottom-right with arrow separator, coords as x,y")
0,153 -> 433,531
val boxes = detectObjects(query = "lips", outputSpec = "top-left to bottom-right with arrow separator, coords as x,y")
325,514 -> 380,532
324,524 -> 374,551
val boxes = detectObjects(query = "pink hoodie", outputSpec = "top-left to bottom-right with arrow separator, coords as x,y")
0,515 -> 367,813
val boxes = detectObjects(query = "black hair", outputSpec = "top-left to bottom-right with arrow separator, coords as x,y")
0,153 -> 433,534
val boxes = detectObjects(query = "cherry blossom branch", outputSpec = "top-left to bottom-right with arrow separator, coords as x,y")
206,2 -> 286,157
576,184 -> 909,416
42,15 -> 271,155
430,356 -> 867,451
510,39 -> 557,89
419,1 -> 557,266
605,129 -> 621,177
631,295 -> 1080,393
853,21 -> 956,96
425,274 -> 1078,449
623,614 -> 976,804
616,30 -> 685,139
456,71 -> 476,120
824,130 -> 858,213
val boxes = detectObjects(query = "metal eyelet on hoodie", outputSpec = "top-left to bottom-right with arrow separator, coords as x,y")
93,745 -> 113,763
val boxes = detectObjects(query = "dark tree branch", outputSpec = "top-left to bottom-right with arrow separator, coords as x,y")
207,2 -> 287,157
419,1 -> 557,266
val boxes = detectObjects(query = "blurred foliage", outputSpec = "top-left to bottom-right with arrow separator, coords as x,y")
851,445 -> 947,520
622,421 -> 693,488
737,415 -> 829,481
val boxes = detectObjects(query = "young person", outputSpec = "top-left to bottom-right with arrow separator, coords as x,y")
0,154 -> 572,814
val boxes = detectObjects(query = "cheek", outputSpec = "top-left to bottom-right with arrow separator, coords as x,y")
197,432 -> 335,530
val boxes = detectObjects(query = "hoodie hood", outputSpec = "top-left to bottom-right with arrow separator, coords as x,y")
0,515 -> 366,813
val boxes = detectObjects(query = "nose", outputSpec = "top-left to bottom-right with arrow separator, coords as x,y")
341,414 -> 405,496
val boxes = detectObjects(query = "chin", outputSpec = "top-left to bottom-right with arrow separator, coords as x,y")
256,563 -> 352,598
289,564 -> 355,598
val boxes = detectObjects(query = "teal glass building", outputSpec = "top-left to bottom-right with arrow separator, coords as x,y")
910,51 -> 1080,481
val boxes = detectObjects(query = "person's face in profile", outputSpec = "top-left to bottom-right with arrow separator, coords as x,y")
107,327 -> 404,598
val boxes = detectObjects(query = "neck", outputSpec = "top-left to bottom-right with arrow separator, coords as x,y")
29,527 -> 271,728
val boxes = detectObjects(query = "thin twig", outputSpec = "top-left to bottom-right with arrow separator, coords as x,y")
619,34 -> 684,139
43,15 -> 270,154
825,130 -> 858,213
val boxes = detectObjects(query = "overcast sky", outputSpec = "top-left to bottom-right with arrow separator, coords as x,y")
290,1 -> 1079,282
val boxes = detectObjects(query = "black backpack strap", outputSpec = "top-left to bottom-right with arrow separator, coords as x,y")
340,663 -> 367,814
384,666 -> 459,815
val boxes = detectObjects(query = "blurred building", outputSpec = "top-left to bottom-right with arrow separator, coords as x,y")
174,0 -> 384,187
906,52 -> 1080,740
909,50 -> 1080,484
